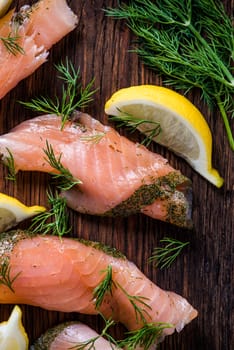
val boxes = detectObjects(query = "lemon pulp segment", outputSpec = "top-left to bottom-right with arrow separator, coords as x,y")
105,85 -> 223,187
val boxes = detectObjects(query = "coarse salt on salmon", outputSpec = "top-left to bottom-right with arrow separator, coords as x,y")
0,230 -> 198,343
0,0 -> 77,99
0,112 -> 193,227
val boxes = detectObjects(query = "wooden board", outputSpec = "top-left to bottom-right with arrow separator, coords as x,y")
0,1 -> 233,349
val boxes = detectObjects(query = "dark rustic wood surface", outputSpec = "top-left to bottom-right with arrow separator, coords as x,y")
0,1 -> 233,349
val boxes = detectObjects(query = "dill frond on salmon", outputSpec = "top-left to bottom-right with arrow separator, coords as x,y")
0,230 -> 198,345
0,112 -> 193,227
31,321 -> 120,349
0,0 -> 77,99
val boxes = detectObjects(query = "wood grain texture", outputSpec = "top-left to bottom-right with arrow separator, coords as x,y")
0,0 -> 233,349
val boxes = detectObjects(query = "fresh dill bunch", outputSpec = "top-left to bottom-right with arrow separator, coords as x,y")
148,237 -> 190,269
0,33 -> 25,56
3,147 -> 17,182
110,109 -> 161,147
29,189 -> 71,237
43,140 -> 82,191
0,258 -> 21,293
20,59 -> 97,129
118,322 -> 173,350
106,0 -> 234,150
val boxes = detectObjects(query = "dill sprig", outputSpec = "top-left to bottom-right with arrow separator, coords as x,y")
93,265 -> 114,309
29,189 -> 70,237
118,322 -> 173,350
0,258 -> 21,293
44,140 -> 82,191
115,281 -> 151,324
70,314 -> 117,350
110,110 -> 161,147
149,237 -> 190,269
93,265 -> 151,324
3,147 -> 17,182
71,314 -> 173,350
106,0 -> 234,150
20,59 -> 96,129
0,33 -> 25,56
91,265 -> 173,349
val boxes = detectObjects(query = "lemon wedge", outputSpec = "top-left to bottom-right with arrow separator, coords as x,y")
105,85 -> 223,187
0,305 -> 29,349
0,193 -> 46,232
0,0 -> 12,18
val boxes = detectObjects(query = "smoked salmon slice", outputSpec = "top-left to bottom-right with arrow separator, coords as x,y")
32,322 -> 120,349
0,112 -> 192,227
0,0 -> 77,99
0,230 -> 198,343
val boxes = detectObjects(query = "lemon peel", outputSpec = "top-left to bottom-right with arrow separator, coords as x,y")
0,192 -> 46,232
105,85 -> 224,188
0,305 -> 29,349
0,0 -> 12,18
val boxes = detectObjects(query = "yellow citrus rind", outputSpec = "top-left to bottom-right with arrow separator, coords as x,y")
105,85 -> 223,187
0,305 -> 29,350
0,192 -> 46,232
0,0 -> 12,18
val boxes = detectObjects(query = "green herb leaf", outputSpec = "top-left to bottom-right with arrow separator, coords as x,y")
3,147 -> 17,182
43,140 -> 82,191
70,314 -> 117,350
93,264 -> 151,324
106,0 -> 234,150
0,258 -> 21,293
115,281 -> 151,324
119,322 -> 174,350
149,237 -> 190,269
29,189 -> 70,237
110,109 -> 161,147
20,59 -> 97,129
0,33 -> 25,56
93,265 -> 115,309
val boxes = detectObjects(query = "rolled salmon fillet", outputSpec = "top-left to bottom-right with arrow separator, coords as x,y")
0,112 -> 193,227
0,0 -> 77,99
0,230 -> 198,344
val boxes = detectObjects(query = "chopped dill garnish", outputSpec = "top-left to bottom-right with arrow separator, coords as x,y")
43,140 -> 82,191
20,59 -> 97,129
29,189 -> 70,237
149,237 -> 190,269
0,258 -> 21,293
3,147 -> 17,182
